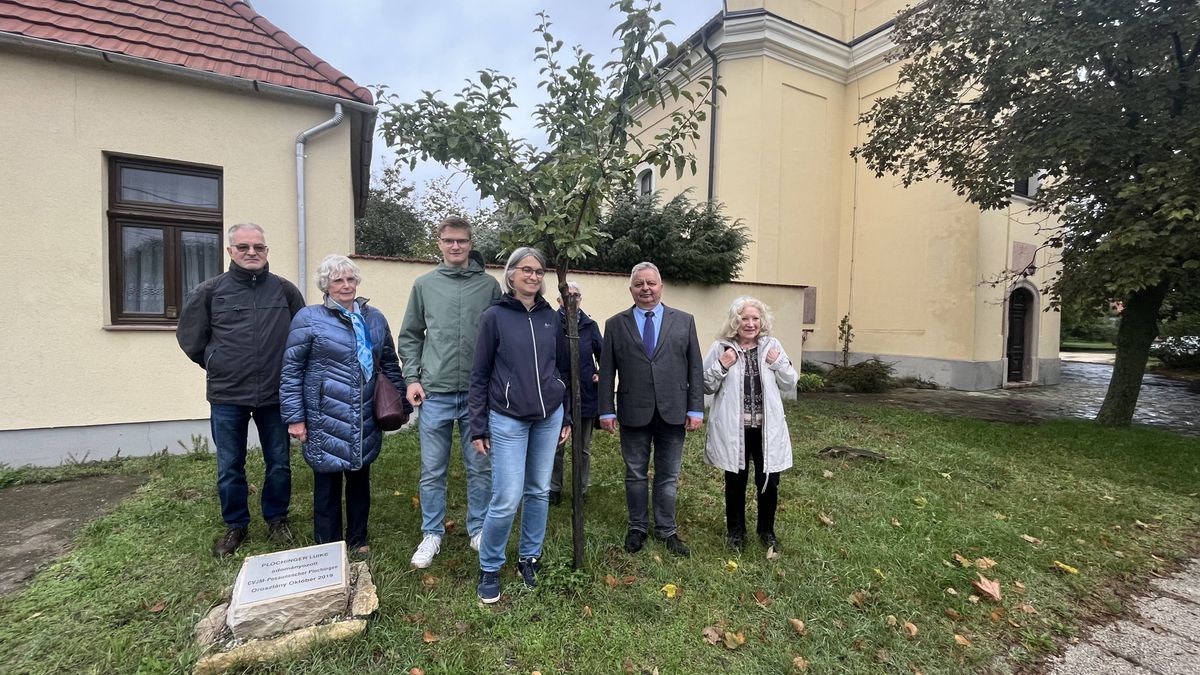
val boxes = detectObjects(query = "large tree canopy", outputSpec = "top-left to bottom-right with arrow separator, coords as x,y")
853,0 -> 1200,426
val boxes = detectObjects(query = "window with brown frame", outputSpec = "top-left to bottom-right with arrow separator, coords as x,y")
107,156 -> 223,325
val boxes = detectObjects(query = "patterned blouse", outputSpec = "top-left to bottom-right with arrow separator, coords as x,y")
742,346 -> 764,428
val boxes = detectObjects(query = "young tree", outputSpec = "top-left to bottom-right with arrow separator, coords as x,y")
852,0 -> 1200,427
578,190 -> 750,283
354,159 -> 424,257
377,0 -> 718,566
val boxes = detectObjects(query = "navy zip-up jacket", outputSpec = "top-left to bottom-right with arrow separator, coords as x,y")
469,293 -> 571,441
556,307 -> 602,418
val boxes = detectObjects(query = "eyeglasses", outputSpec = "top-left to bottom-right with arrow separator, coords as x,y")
232,244 -> 268,253
519,267 -> 546,278
568,293 -> 582,299
439,237 -> 471,246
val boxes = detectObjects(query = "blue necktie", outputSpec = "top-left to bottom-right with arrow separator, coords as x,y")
642,310 -> 655,357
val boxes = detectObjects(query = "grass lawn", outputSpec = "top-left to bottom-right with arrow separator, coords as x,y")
1,400 -> 1198,674
1059,340 -> 1116,352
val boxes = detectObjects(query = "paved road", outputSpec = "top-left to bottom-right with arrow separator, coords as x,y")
1046,560 -> 1200,674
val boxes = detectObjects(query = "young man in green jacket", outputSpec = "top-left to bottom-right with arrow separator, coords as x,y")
398,217 -> 502,568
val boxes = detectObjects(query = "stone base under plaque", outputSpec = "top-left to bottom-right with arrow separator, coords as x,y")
192,561 -> 378,674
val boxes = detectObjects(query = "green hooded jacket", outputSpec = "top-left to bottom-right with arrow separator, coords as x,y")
397,250 -> 502,393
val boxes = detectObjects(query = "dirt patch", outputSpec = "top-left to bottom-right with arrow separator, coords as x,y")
0,474 -> 145,596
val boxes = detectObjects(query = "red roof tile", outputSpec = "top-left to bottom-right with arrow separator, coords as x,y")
0,0 -> 372,105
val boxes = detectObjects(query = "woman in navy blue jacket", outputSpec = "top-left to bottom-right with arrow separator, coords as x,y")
280,255 -> 410,556
469,246 -> 571,603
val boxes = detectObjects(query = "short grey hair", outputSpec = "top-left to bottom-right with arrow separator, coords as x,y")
227,222 -> 264,244
566,281 -> 581,294
719,296 -> 774,340
628,261 -> 661,287
503,246 -> 547,295
315,254 -> 361,293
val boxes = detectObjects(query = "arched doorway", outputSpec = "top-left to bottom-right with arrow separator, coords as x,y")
1005,287 -> 1036,383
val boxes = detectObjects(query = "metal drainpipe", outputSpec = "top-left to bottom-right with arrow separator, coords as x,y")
701,21 -> 721,202
295,103 -> 345,299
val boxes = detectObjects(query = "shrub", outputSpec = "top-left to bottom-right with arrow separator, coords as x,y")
823,358 -> 896,393
1150,336 -> 1200,367
800,360 -> 828,375
796,373 -> 825,392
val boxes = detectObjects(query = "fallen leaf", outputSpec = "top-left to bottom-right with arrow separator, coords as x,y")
605,574 -> 619,588
248,483 -> 258,494
653,553 -> 663,565
908,665 -> 924,675
945,587 -> 958,596
411,496 -> 420,509
701,626 -> 722,645
1014,581 -> 1027,593
147,600 -> 166,613
1008,618 -> 1024,628
788,618 -> 807,636
886,615 -> 898,626
422,631 -> 439,643
903,621 -> 918,637
953,553 -> 973,568
622,575 -> 637,586
421,574 -> 437,589
1053,560 -> 1079,574
1074,538 -> 1086,545
582,605 -> 593,618
661,583 -> 678,599
444,519 -> 457,531
819,512 -> 835,527
913,496 -> 928,507
767,546 -> 781,561
1020,534 -> 1043,546
849,590 -> 868,607
993,512 -> 1008,520
1016,603 -> 1038,614
409,669 -> 425,675
940,472 -> 951,480
968,595 -> 980,604
726,560 -> 739,572
823,470 -> 835,479
944,608 -> 961,619
876,648 -> 892,662
532,672 -> 541,675
954,634 -> 972,647
974,557 -> 997,570
793,656 -> 810,671
393,490 -> 401,497
989,608 -> 1006,622
972,574 -> 1002,602
723,630 -> 746,649
754,590 -> 772,606
1102,494 -> 1116,501
26,611 -> 43,621
890,517 -> 902,527
623,657 -> 636,673
454,622 -> 469,633
1135,519 -> 1158,530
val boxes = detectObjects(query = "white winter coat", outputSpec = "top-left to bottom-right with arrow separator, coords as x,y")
702,336 -> 798,475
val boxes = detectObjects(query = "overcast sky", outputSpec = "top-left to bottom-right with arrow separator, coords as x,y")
250,0 -> 724,194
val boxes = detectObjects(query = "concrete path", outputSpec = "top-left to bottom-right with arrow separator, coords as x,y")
1047,560 -> 1200,674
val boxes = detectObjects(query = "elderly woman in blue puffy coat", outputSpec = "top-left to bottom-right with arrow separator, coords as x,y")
280,254 -> 410,555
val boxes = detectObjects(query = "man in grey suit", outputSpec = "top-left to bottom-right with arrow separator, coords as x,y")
599,262 -> 704,557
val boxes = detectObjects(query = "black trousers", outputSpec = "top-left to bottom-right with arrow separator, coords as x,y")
313,466 -> 371,549
724,428 -> 779,538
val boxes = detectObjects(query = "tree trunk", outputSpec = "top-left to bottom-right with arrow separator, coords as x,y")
1095,283 -> 1167,427
556,274 -> 586,569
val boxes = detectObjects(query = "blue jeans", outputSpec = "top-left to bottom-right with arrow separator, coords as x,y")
210,403 -> 291,529
417,391 -> 492,537
479,405 -> 562,572
619,411 -> 685,538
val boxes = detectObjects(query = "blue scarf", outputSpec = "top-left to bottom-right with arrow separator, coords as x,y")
334,299 -> 374,380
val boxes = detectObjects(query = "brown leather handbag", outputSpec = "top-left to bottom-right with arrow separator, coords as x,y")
374,374 -> 409,431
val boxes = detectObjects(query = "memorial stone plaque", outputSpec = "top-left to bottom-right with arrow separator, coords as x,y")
226,541 -> 349,639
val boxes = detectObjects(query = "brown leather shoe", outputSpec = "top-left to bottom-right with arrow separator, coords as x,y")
213,527 -> 247,558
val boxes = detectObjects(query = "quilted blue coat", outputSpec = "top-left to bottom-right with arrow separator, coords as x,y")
280,296 -> 410,473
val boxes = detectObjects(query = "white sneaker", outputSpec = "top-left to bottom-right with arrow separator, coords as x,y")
410,534 -> 442,568
469,531 -> 482,552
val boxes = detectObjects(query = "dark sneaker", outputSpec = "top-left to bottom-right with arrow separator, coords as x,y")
213,527 -> 247,558
726,532 -> 745,551
760,532 -> 779,550
663,534 -> 691,558
267,518 -> 294,546
624,529 -> 647,553
478,569 -> 501,604
517,556 -> 541,588
548,490 -> 561,506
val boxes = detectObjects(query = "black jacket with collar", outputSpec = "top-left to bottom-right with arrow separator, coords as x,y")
176,262 -> 305,406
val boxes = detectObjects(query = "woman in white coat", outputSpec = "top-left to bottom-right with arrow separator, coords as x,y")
703,296 -> 798,552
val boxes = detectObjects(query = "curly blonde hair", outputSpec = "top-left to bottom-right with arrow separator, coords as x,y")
718,296 -> 774,340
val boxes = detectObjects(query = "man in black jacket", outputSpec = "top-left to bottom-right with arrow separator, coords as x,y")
177,223 -> 305,557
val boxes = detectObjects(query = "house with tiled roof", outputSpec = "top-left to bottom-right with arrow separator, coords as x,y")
0,0 -> 376,465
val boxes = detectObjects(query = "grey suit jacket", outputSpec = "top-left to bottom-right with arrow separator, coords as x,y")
598,304 -> 704,427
